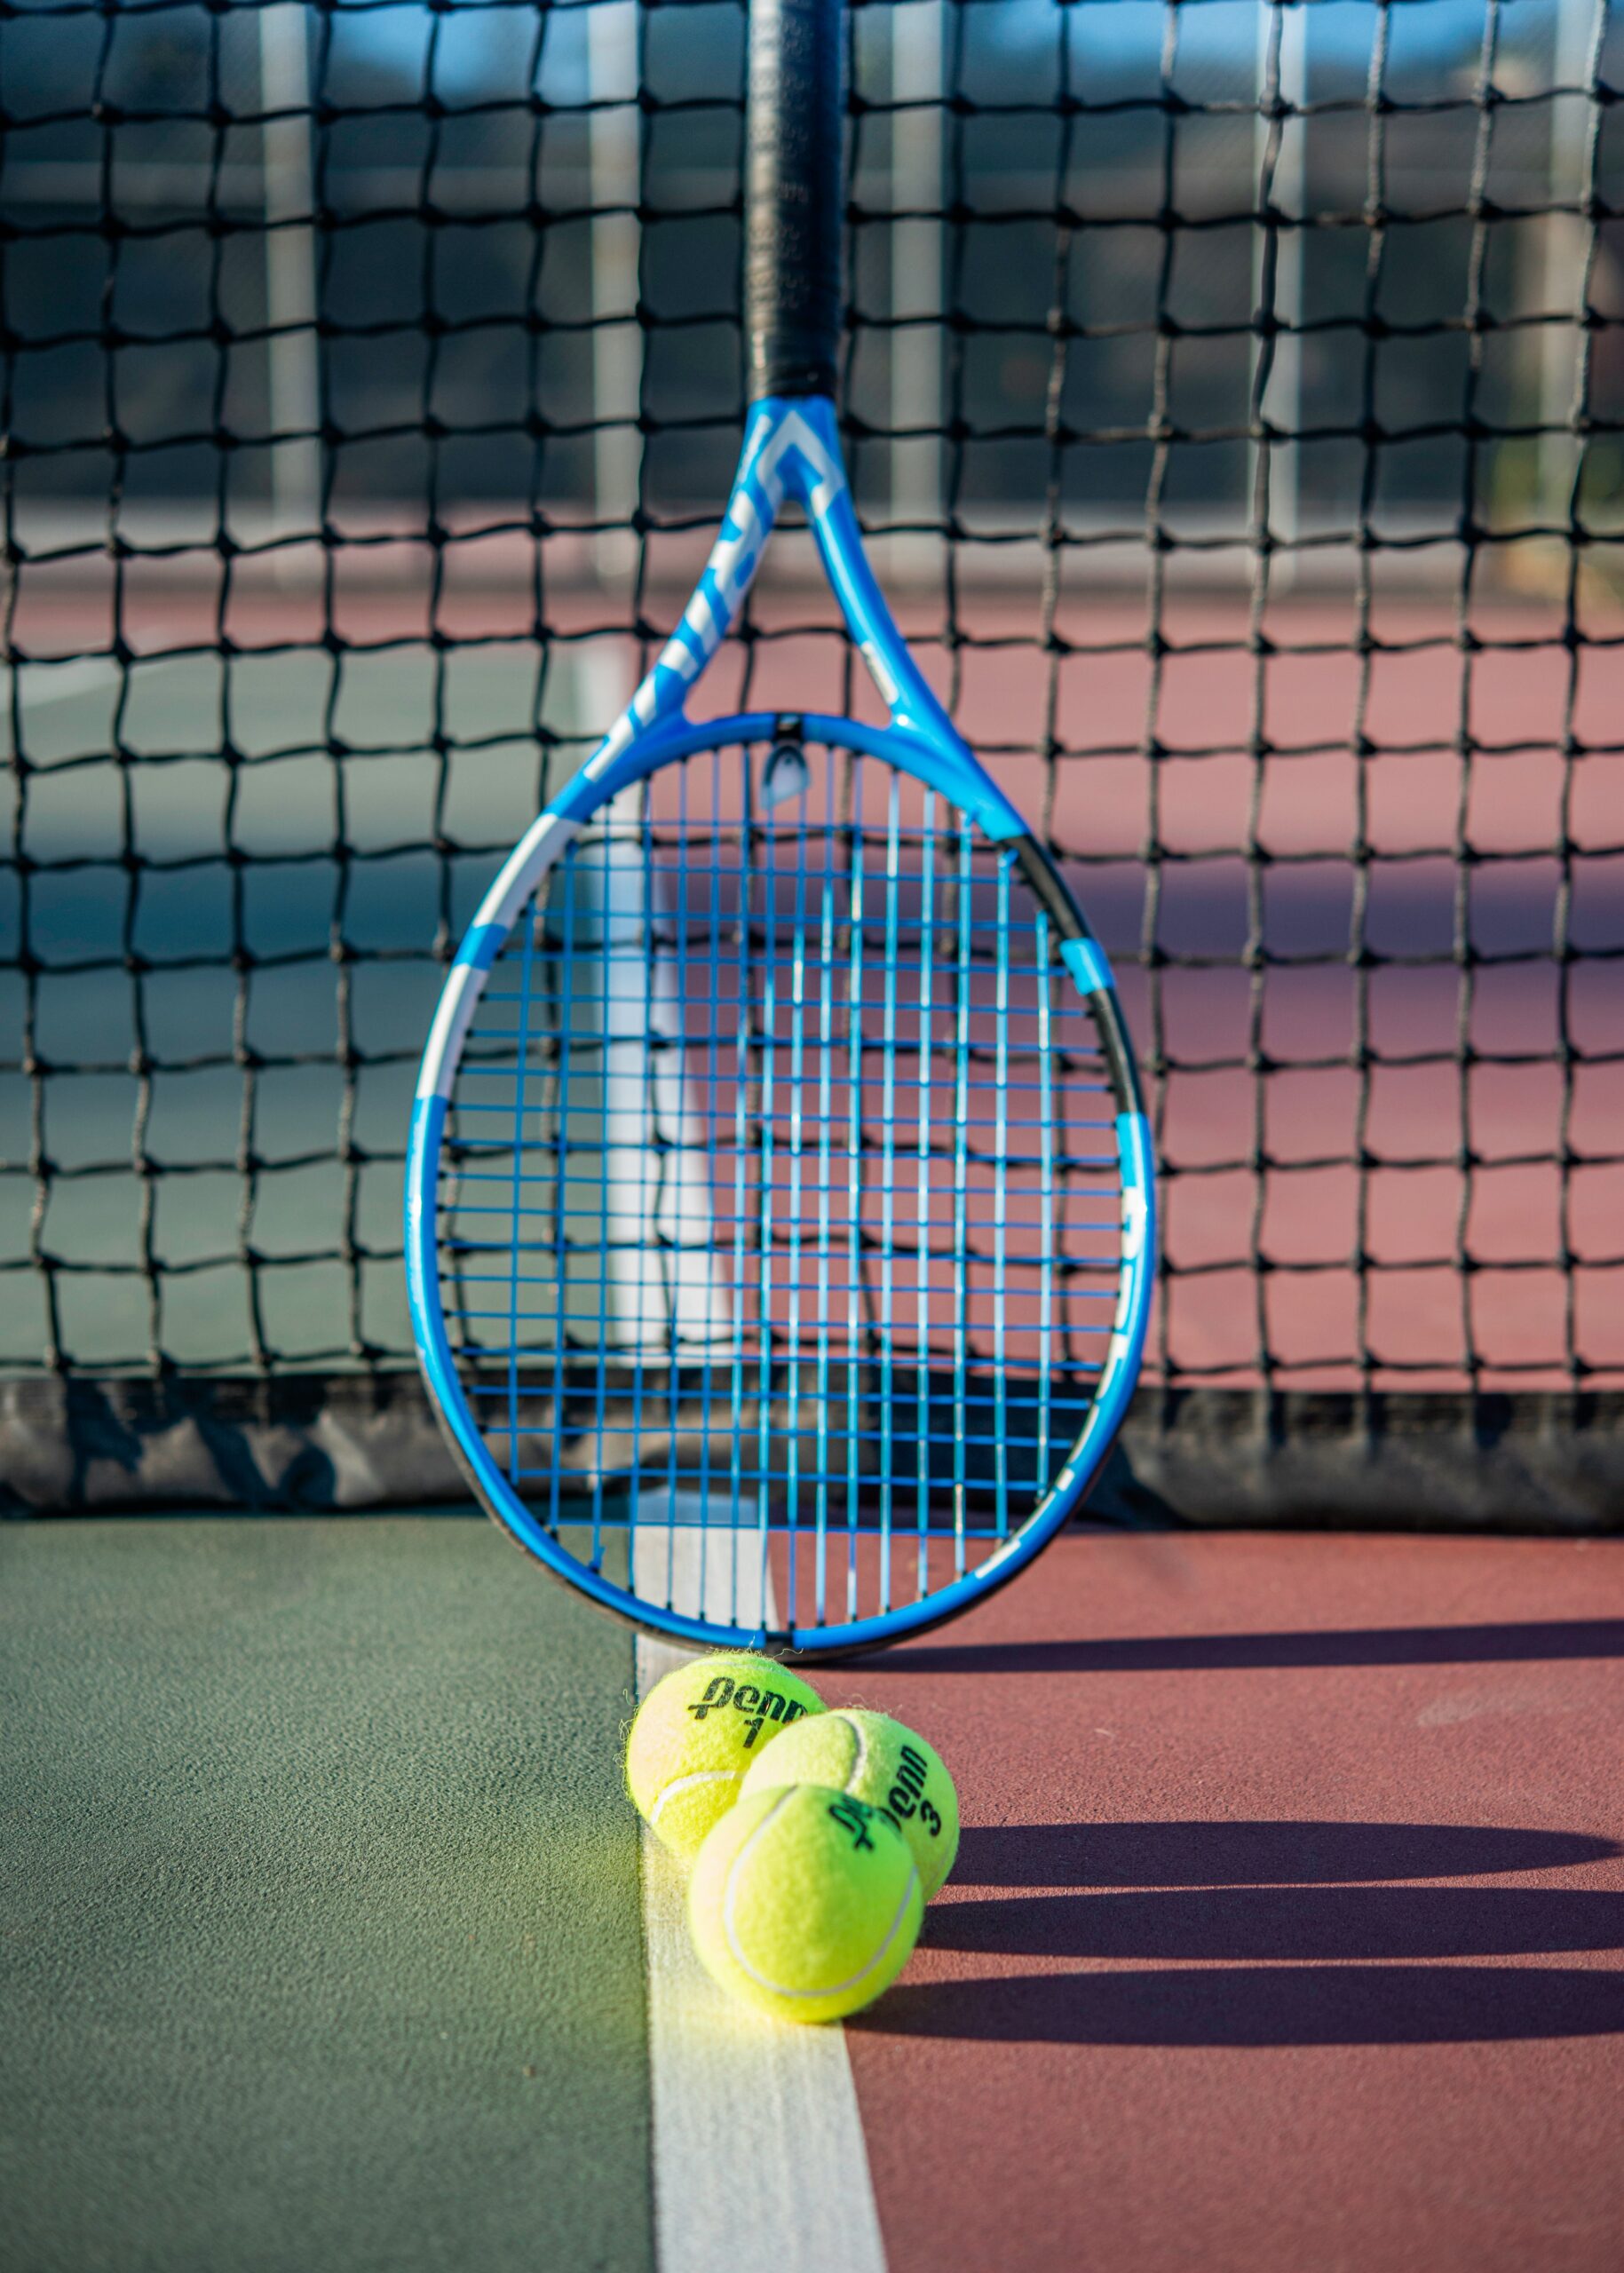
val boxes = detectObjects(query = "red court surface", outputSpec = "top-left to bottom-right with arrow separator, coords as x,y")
826,1531 -> 1624,2273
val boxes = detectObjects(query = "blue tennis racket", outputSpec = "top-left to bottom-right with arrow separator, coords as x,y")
404,0 -> 1154,1657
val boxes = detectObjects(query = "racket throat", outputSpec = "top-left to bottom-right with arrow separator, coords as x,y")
763,717 -> 811,810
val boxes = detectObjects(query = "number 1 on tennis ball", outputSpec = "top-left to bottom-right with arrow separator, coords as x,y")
626,1653 -> 825,1864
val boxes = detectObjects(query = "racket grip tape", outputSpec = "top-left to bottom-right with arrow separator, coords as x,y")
746,0 -> 844,400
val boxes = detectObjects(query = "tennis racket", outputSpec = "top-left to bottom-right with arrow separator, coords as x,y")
405,0 -> 1154,1657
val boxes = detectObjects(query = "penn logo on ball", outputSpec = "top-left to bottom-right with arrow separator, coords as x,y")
684,1671 -> 810,1749
739,1707 -> 960,1897
625,1652 -> 825,1864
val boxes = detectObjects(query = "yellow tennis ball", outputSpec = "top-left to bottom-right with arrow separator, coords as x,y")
739,1706 -> 959,1897
688,1782 -> 923,2024
625,1652 -> 825,1863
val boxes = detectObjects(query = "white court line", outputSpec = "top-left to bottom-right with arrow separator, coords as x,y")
634,1528 -> 889,2273
1,653 -> 205,725
4,656 -> 134,710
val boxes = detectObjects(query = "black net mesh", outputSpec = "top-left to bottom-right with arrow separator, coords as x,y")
3,0 -> 1621,1513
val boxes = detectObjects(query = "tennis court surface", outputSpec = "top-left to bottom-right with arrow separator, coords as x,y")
5,1 -> 1624,2267
5,1519 -> 1622,2271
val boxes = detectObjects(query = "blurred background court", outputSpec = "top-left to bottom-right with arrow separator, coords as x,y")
4,0 -> 1621,1524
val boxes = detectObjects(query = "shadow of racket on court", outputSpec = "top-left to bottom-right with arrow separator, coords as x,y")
850,1963 -> 1624,2046
950,1819 -> 1621,1887
878,1620 -> 1624,1676
927,1884 -> 1624,1964
851,1815 -> 1624,2045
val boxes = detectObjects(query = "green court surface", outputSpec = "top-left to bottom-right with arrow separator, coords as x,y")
0,1517 -> 654,2273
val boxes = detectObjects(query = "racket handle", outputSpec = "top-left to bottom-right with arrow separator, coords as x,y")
746,0 -> 843,400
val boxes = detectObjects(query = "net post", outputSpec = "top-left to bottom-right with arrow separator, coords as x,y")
1251,0 -> 1306,585
257,2 -> 322,576
588,0 -> 645,589
1535,0 -> 1596,543
887,0 -> 945,582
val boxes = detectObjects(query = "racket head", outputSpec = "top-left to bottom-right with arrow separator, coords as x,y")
406,715 -> 1153,1657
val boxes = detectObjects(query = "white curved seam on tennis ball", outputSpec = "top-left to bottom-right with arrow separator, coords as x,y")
834,1711 -> 867,1793
723,1793 -> 922,2001
648,1769 -> 738,1826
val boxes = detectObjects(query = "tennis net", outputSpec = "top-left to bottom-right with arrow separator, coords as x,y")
3,0 -> 1620,1522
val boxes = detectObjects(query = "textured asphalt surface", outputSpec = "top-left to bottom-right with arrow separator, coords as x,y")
0,1517 -> 652,2273
830,1531 -> 1624,2273
6,1519 -> 1622,2273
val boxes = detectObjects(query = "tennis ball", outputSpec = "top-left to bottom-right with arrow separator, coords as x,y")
688,1782 -> 923,2024
625,1652 -> 825,1863
739,1707 -> 960,1898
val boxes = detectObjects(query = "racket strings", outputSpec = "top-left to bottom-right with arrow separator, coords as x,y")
436,747 -> 1127,1588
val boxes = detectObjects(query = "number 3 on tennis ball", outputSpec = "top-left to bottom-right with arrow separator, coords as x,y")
740,1707 -> 959,1897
